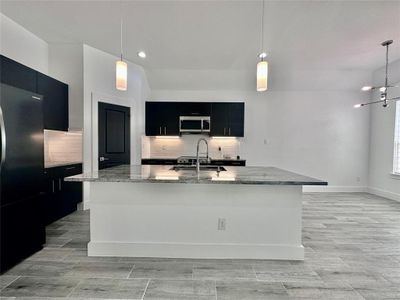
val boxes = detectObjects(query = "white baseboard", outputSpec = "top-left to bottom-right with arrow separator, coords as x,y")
88,241 -> 304,260
303,186 -> 368,193
83,201 -> 90,210
367,187 -> 400,202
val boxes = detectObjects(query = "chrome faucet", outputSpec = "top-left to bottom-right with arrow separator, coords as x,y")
196,138 -> 209,174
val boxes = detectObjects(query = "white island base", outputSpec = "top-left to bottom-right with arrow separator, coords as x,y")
88,182 -> 304,260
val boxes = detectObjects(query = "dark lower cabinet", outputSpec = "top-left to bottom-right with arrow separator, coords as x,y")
43,164 -> 82,225
0,195 -> 45,273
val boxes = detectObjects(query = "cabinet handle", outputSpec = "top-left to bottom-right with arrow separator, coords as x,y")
58,178 -> 62,191
224,128 -> 226,135
229,128 -> 231,136
159,126 -> 162,135
65,166 -> 75,170
164,127 -> 166,135
52,180 -> 55,193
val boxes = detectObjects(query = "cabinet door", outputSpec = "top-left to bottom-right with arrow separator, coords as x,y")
37,73 -> 69,131
0,55 -> 37,93
228,103 -> 244,137
43,169 -> 59,225
145,102 -> 163,135
162,102 -> 179,135
146,102 -> 179,136
210,103 -> 229,136
180,102 -> 211,116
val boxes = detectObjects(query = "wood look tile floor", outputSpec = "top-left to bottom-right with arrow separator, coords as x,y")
1,192 -> 400,299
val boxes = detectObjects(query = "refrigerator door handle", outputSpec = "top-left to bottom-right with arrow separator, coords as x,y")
0,105 -> 6,167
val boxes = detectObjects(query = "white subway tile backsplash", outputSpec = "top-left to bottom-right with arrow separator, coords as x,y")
143,135 -> 241,159
44,130 -> 82,164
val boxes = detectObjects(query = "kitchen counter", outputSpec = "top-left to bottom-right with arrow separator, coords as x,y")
74,165 -> 326,260
65,164 -> 327,185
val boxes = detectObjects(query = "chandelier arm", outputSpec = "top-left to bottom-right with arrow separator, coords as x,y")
387,96 -> 400,101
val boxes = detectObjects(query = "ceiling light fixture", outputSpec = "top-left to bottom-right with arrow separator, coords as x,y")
116,1 -> 127,91
355,40 -> 399,108
138,51 -> 146,58
257,0 -> 268,92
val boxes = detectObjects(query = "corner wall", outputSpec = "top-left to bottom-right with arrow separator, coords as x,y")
0,13 -> 48,73
82,45 -> 150,208
368,59 -> 400,201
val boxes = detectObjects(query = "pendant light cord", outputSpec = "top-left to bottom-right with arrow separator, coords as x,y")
385,43 -> 389,88
120,0 -> 123,61
260,0 -> 265,54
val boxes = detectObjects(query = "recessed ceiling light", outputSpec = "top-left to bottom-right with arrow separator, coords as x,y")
137,51 -> 146,58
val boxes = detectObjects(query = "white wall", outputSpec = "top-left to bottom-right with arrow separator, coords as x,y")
0,13 -> 48,73
368,59 -> 400,201
48,43 -> 83,129
151,88 -> 371,190
82,45 -> 150,208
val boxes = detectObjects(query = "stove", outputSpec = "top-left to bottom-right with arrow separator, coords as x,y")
177,156 -> 210,165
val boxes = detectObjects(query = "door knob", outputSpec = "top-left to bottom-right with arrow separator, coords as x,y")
99,156 -> 109,161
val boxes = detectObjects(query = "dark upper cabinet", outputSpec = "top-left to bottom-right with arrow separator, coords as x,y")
210,103 -> 228,136
1,55 -> 69,132
145,101 -> 244,137
180,102 -> 211,116
227,103 -> 245,137
37,73 -> 69,131
146,102 -> 179,136
0,55 -> 37,93
211,102 -> 244,137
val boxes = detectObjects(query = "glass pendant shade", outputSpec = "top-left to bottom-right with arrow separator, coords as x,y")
257,60 -> 268,92
116,60 -> 127,91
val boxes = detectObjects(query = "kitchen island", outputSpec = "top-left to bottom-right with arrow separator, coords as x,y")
66,165 -> 327,260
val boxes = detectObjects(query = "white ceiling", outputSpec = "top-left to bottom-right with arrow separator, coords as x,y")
1,0 -> 399,90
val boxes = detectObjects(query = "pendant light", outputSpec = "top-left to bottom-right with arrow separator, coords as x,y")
116,2 -> 127,91
257,0 -> 268,92
355,40 -> 399,108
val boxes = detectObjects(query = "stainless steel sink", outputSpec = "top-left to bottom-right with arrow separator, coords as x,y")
170,165 -> 226,172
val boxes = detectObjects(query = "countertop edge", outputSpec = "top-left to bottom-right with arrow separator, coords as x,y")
65,177 -> 328,186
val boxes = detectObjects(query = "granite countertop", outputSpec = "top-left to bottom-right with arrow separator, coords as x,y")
65,164 -> 327,186
45,161 -> 82,168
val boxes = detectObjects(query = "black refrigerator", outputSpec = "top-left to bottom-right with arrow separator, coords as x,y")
0,83 -> 45,273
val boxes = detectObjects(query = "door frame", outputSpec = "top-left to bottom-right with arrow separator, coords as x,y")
90,92 -> 134,172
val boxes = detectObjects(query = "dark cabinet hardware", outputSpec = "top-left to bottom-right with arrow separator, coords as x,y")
52,180 -> 55,193
65,167 -> 75,170
58,178 -> 62,191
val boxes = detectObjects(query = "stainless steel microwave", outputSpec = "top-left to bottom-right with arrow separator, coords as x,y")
179,116 -> 211,134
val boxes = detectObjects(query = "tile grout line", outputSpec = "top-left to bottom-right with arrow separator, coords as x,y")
214,279 -> 218,300
0,275 -> 21,291
65,277 -> 83,298
126,264 -> 136,279
141,278 -> 151,300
